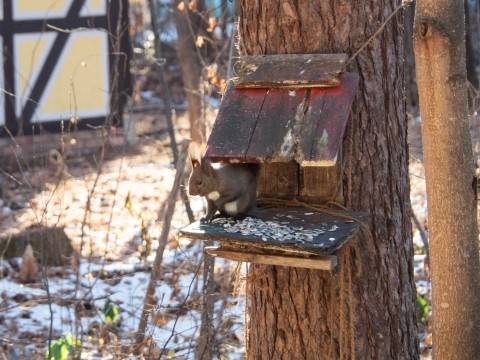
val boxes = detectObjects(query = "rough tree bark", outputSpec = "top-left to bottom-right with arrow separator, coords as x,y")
404,2 -> 419,114
238,1 -> 418,358
413,0 -> 480,358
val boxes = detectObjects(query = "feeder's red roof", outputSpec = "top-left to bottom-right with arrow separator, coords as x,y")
207,54 -> 359,166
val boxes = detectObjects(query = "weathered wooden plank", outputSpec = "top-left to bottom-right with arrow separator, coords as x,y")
234,54 -> 348,89
206,81 -> 266,162
304,73 -> 359,166
257,162 -> 298,197
180,207 -> 367,256
246,88 -> 308,162
206,72 -> 359,166
295,88 -> 327,164
205,246 -> 338,270
299,163 -> 343,202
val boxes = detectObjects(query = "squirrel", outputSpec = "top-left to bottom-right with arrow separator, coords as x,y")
188,143 -> 257,223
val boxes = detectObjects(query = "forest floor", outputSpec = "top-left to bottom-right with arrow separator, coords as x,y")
0,110 -> 476,359
0,111 -> 245,359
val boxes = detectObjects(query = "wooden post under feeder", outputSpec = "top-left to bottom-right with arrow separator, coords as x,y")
180,53 -> 367,270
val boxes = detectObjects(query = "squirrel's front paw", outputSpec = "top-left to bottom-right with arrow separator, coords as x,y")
200,215 -> 213,223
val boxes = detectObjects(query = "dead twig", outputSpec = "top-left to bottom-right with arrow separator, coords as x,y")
135,139 -> 190,352
412,210 -> 430,273
347,1 -> 413,66
196,250 -> 216,359
147,0 -> 179,164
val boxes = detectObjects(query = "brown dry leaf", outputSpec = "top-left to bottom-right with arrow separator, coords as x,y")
207,17 -> 216,33
171,272 -> 180,284
210,76 -> 225,88
170,284 -> 181,301
167,235 -> 180,249
151,311 -> 172,327
70,250 -> 80,273
195,35 -> 204,48
188,0 -> 197,12
206,64 -> 216,78
85,272 -> 94,280
423,333 -> 433,346
19,244 -> 38,283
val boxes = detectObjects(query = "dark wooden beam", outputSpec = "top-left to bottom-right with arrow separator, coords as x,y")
234,53 -> 348,88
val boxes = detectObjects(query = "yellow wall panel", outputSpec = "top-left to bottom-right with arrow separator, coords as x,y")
14,0 -> 71,19
81,0 -> 107,16
87,0 -> 104,12
16,34 -> 56,104
3,0 -> 127,132
37,31 -> 109,121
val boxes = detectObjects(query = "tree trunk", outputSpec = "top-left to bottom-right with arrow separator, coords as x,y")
148,0 -> 179,162
413,1 -> 480,358
238,1 -> 418,358
173,0 -> 206,143
465,0 -> 480,90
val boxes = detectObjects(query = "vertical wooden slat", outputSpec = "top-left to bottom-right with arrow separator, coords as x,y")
257,162 -> 298,197
246,88 -> 308,162
299,163 -> 343,202
296,88 -> 326,163
308,73 -> 359,163
206,82 -> 266,162
207,67 -> 358,167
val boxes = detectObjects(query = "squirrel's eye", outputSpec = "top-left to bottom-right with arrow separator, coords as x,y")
196,180 -> 203,186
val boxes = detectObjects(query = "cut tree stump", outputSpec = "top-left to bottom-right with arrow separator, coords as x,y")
0,225 -> 73,266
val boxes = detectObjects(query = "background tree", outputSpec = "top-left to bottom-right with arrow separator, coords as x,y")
413,0 -> 480,358
404,0 -> 480,114
173,0 -> 208,143
465,0 -> 480,91
238,1 -> 418,358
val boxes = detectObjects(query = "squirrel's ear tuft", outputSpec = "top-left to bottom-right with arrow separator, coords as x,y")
189,142 -> 207,164
201,156 -> 213,175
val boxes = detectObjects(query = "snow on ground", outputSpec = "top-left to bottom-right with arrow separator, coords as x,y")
3,113 -> 473,359
0,132 -> 245,358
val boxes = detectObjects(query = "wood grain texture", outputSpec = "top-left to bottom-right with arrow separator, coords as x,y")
300,162 -> 343,201
245,88 -> 308,162
206,82 -> 265,162
256,162 -> 298,197
414,0 -> 480,357
238,0 -> 418,359
206,74 -> 359,165
308,74 -> 359,164
180,206 -> 366,256
234,53 -> 347,88
205,246 -> 338,270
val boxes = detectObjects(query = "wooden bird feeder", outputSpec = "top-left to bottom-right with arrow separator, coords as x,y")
181,54 -> 366,270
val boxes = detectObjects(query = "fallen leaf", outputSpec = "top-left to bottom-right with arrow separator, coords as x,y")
195,35 -> 204,48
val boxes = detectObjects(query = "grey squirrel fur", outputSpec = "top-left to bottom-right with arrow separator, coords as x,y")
188,143 -> 257,223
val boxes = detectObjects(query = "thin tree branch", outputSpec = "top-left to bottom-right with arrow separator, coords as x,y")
135,139 -> 190,352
